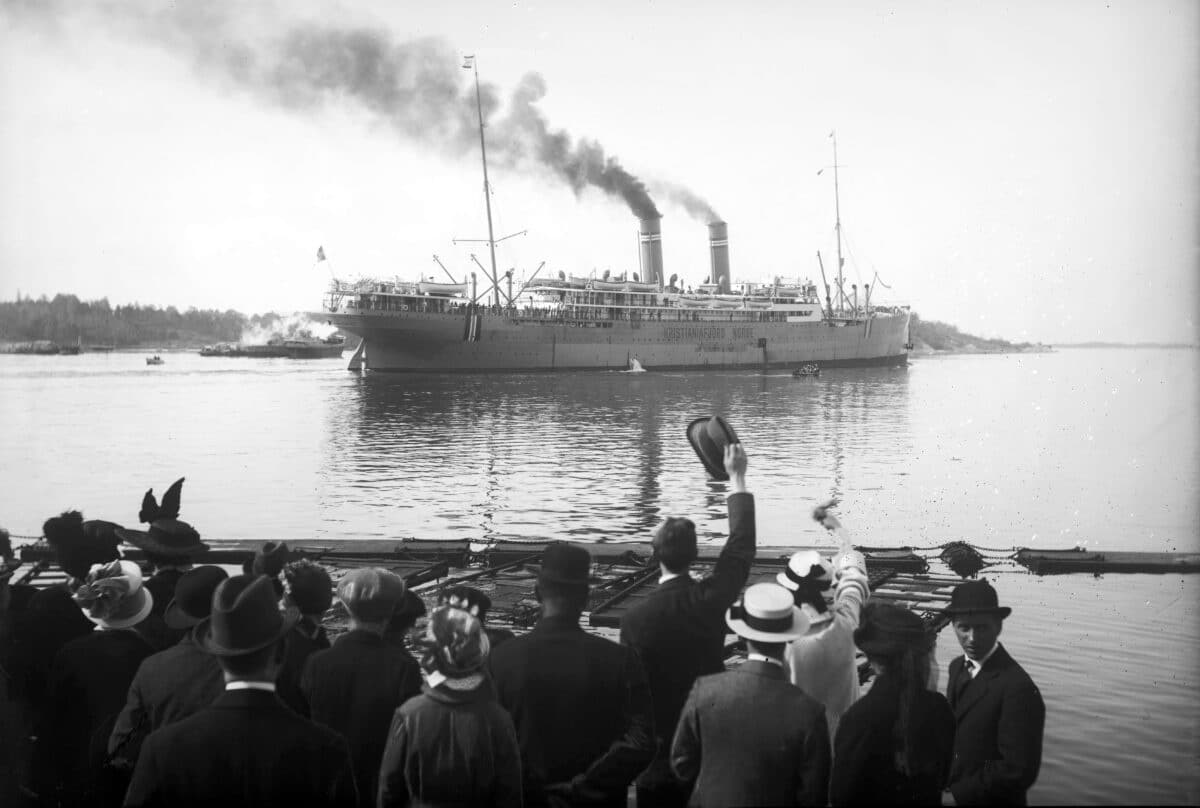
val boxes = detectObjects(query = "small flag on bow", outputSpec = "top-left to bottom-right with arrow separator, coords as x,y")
317,246 -> 326,262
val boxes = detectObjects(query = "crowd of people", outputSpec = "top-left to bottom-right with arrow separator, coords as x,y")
0,438 -> 1046,806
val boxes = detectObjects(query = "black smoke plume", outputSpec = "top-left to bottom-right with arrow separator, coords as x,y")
3,1 -> 705,221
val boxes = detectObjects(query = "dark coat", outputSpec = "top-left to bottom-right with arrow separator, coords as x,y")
830,673 -> 955,806
139,569 -> 188,650
488,614 -> 655,808
3,584 -> 92,710
300,629 -> 422,808
37,627 -> 155,805
123,688 -> 357,808
377,680 -> 522,808
671,660 -> 830,808
619,491 -> 755,788
945,644 -> 1045,805
106,631 -> 225,767
277,616 -> 330,716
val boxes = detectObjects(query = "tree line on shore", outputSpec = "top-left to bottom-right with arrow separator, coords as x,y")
0,292 -> 1032,352
0,294 -> 290,347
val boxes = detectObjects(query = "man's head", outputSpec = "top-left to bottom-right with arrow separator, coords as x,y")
337,568 -> 406,631
945,579 -> 1011,661
196,574 -> 300,681
536,543 -> 591,616
652,517 -> 697,574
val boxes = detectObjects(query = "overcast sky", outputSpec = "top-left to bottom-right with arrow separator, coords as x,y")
1,0 -> 1196,344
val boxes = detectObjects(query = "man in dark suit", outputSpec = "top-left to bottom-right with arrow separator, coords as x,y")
671,582 -> 829,807
942,579 -> 1045,806
108,566 -> 228,770
123,574 -> 357,808
300,568 -> 422,808
619,442 -> 754,808
489,542 -> 654,808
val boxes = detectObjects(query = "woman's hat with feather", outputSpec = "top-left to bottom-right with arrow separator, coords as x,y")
115,477 -> 208,559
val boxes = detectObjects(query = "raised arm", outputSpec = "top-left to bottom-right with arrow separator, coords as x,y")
695,444 -> 755,611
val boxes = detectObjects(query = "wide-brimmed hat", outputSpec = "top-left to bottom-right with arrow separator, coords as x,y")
686,416 -> 740,481
283,559 -> 333,616
73,560 -> 154,630
538,543 -> 591,588
164,565 -> 229,630
250,542 -> 291,578
726,582 -> 810,643
116,478 -> 208,559
944,579 -> 1012,619
195,574 -> 299,656
388,588 -> 428,634
338,568 -> 406,623
853,603 -> 932,658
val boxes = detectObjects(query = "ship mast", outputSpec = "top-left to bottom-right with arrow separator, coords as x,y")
465,55 -> 500,307
831,130 -> 845,316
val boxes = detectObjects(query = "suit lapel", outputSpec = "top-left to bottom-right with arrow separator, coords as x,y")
954,646 -> 1012,718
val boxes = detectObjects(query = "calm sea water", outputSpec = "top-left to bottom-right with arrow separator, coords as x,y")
2,347 -> 1198,804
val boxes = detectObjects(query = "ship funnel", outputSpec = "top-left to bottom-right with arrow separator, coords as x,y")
638,216 -> 664,288
708,221 -> 731,294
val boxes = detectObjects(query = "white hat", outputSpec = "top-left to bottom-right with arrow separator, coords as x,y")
72,560 -> 154,630
776,550 -> 833,591
726,582 -> 810,643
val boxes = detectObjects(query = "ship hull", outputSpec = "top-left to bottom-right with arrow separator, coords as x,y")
319,309 -> 910,372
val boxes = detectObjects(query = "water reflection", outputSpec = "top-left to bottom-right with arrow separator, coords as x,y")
322,367 -> 912,546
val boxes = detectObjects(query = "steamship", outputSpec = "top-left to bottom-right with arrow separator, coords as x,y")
317,63 -> 909,372
318,217 -> 910,372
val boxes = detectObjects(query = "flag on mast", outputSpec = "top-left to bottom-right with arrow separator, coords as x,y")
317,246 -> 326,262
462,54 -> 475,70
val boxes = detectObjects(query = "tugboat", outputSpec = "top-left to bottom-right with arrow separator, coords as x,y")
145,355 -> 165,366
792,363 -> 820,377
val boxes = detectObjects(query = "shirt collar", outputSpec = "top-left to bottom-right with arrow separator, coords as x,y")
746,653 -> 785,669
966,642 -> 1001,676
225,681 -> 276,693
658,571 -> 683,585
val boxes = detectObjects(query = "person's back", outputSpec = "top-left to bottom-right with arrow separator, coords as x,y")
620,442 -> 754,806
489,544 -> 653,807
123,574 -> 357,808
670,584 -> 830,808
378,604 -> 521,808
125,687 -> 355,808
301,568 -> 422,808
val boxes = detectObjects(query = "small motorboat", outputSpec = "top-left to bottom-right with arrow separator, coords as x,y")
792,363 -> 820,377
146,355 -> 165,366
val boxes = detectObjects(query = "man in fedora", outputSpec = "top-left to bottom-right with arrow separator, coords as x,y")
489,542 -> 654,808
671,582 -> 830,807
301,568 -> 422,808
107,565 -> 229,772
123,574 -> 357,807
942,579 -> 1044,806
619,441 -> 754,808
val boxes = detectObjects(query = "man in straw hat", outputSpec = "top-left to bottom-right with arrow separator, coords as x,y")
124,574 -> 356,807
301,568 -> 422,808
941,579 -> 1044,806
620,437 -> 755,808
107,565 -> 229,773
489,542 -> 653,808
671,582 -> 830,807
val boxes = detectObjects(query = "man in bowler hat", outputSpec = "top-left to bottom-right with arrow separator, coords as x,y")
942,579 -> 1044,806
488,542 -> 654,807
619,441 -> 754,808
123,574 -> 357,807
